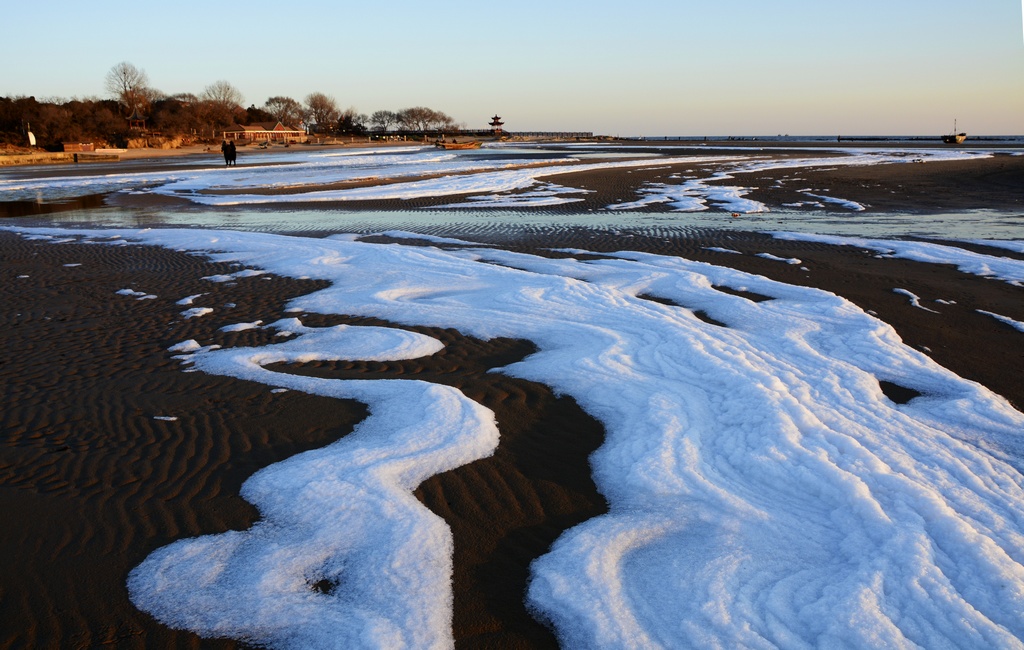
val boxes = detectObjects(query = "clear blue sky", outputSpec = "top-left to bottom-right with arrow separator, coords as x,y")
3,0 -> 1022,135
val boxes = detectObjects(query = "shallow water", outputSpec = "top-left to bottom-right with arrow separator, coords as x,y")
7,204 -> 1023,242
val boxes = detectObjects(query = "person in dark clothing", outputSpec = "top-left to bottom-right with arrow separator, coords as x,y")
221,140 -> 230,166
227,140 -> 237,166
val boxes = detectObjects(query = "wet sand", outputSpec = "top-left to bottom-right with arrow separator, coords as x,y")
1,219 -> 1022,648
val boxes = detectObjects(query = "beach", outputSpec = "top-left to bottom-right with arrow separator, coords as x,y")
2,142 -> 1024,648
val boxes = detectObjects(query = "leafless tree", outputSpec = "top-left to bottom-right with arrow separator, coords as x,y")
141,86 -> 165,108
264,96 -> 306,128
201,80 -> 244,129
397,107 -> 428,131
370,110 -> 399,132
435,113 -> 457,132
170,92 -> 199,104
397,107 -> 456,132
104,61 -> 150,115
202,80 -> 244,113
305,92 -> 339,130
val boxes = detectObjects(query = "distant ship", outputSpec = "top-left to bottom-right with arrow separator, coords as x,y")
942,120 -> 966,144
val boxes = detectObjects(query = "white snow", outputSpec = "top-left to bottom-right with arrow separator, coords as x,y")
773,232 -> 1024,285
180,307 -> 214,319
176,293 -> 205,305
756,252 -> 802,265
799,191 -> 866,211
6,225 -> 1024,650
608,176 -> 768,213
117,288 -> 157,300
893,288 -> 940,313
168,340 -> 203,353
437,181 -> 590,208
977,310 -> 1024,332
967,240 -> 1024,255
202,274 -> 236,283
220,320 -> 263,333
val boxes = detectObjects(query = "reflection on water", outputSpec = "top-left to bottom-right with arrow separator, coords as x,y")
0,193 -> 110,218
4,204 -> 1023,241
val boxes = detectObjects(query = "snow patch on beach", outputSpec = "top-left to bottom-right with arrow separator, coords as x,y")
756,252 -> 802,265
773,232 -> 1024,284
609,175 -> 768,213
977,310 -> 1024,332
180,307 -> 213,319
220,320 -> 263,332
176,293 -> 205,305
117,288 -> 157,300
436,181 -> 590,208
799,190 -> 866,211
967,239 -> 1024,255
893,288 -> 940,312
136,316 -> 482,648
7,226 -> 1024,649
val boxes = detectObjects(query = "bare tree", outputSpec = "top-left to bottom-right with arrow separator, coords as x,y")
397,107 -> 428,131
370,109 -> 399,132
202,80 -> 244,113
336,107 -> 367,135
104,61 -> 150,115
305,92 -> 339,130
397,107 -> 455,132
264,96 -> 306,127
434,112 -> 457,132
201,80 -> 244,130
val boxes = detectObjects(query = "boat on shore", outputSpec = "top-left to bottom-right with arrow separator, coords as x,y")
942,120 -> 967,144
435,140 -> 482,150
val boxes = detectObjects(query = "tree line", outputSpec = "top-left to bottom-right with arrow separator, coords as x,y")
0,61 -> 463,150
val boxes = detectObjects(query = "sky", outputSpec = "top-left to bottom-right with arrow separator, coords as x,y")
3,0 -> 1022,135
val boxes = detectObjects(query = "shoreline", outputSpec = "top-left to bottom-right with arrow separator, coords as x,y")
3,133 -> 1022,168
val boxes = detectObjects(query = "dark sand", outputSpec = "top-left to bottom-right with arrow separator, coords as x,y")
1,148 -> 1023,648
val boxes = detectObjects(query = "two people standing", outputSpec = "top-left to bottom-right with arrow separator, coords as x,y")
220,140 -> 237,166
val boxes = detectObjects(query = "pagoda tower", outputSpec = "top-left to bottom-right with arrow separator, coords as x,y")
489,114 -> 504,136
127,106 -> 147,131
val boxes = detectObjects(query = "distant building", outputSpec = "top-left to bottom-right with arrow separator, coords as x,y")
62,142 -> 95,152
222,122 -> 305,143
489,114 -> 504,136
127,107 -> 147,131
